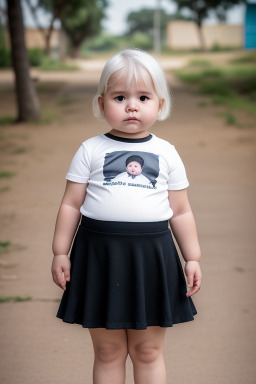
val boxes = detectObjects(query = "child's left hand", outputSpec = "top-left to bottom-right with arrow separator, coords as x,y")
185,261 -> 202,297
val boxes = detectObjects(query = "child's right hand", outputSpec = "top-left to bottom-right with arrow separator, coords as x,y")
51,255 -> 71,290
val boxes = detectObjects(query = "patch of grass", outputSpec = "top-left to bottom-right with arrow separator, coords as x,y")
58,97 -> 75,106
218,111 -> 241,127
0,116 -> 15,125
198,101 -> 208,107
0,241 -> 26,255
224,112 -> 238,126
210,44 -> 238,52
177,62 -> 256,127
178,68 -> 223,84
230,52 -> 256,64
39,58 -> 78,71
0,241 -> 11,252
11,147 -> 27,154
0,186 -> 10,193
189,59 -> 211,67
199,81 -> 231,96
36,82 -> 64,93
31,108 -> 58,124
177,72 -> 202,84
0,296 -> 32,303
0,171 -> 16,179
212,94 -> 256,115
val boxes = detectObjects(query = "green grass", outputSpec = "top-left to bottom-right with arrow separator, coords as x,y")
0,296 -> 32,303
11,147 -> 27,154
198,101 -> 208,107
58,97 -> 75,106
36,82 -> 64,93
176,61 -> 256,127
0,171 -> 16,179
0,241 -> 11,250
189,59 -> 211,67
0,116 -> 15,125
0,186 -> 10,193
39,58 -> 78,71
230,51 -> 256,64
221,111 -> 238,126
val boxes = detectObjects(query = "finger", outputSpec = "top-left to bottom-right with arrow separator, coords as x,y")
57,271 -> 66,290
186,285 -> 199,297
53,272 -> 62,289
186,274 -> 194,288
63,267 -> 70,282
186,278 -> 202,297
54,271 -> 64,289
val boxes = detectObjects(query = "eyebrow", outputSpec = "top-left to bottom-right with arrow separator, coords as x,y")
109,90 -> 153,96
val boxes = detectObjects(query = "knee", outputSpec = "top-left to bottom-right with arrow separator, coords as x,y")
95,343 -> 128,364
129,343 -> 162,365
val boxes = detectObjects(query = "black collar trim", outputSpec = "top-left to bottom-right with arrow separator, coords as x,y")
104,133 -> 153,143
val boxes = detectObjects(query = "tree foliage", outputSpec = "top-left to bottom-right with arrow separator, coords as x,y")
171,0 -> 247,26
61,0 -> 107,57
126,8 -> 191,37
25,0 -> 107,57
25,0 -> 68,55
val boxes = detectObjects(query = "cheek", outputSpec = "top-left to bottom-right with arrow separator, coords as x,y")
104,103 -> 122,122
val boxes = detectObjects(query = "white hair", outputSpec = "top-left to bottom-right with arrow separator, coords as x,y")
92,48 -> 171,121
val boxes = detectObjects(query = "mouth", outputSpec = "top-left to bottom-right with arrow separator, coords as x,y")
125,117 -> 139,121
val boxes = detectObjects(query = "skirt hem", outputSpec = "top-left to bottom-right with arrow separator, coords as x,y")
56,314 -> 195,330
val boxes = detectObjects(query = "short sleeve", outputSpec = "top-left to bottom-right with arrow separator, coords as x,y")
168,147 -> 189,190
66,144 -> 91,183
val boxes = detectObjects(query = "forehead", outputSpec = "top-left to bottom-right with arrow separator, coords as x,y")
127,161 -> 141,166
107,68 -> 154,91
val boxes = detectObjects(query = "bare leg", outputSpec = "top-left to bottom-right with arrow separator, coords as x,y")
127,326 -> 167,384
89,328 -> 128,384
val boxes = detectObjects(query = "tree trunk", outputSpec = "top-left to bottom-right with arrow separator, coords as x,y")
197,23 -> 206,51
196,13 -> 206,51
7,0 -> 40,122
70,43 -> 81,58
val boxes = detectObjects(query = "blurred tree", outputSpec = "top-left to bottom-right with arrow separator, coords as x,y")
126,8 -> 190,42
25,0 -> 68,55
7,0 -> 40,122
61,0 -> 107,58
171,0 -> 246,50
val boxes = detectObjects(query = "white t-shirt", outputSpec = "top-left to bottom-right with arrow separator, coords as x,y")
66,133 -> 189,222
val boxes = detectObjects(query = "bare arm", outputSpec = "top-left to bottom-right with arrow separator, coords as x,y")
51,180 -> 88,290
168,189 -> 202,297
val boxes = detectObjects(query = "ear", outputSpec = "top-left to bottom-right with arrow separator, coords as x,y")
98,95 -> 104,116
158,98 -> 165,115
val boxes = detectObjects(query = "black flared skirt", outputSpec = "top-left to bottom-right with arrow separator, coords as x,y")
57,216 -> 197,330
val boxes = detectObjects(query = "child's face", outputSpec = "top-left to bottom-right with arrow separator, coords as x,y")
126,161 -> 142,176
98,70 -> 164,138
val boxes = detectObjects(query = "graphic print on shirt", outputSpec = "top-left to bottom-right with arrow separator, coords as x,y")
103,151 -> 159,189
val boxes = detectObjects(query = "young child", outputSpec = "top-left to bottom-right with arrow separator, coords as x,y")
52,48 -> 202,384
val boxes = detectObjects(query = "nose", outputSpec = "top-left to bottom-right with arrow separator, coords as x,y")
126,99 -> 138,112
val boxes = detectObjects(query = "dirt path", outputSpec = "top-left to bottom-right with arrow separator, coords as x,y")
0,60 -> 255,383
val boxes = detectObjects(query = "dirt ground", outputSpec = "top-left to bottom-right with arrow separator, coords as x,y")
0,53 -> 255,383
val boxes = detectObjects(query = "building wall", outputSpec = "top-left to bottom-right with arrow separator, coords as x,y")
5,28 -> 60,50
167,21 -> 243,50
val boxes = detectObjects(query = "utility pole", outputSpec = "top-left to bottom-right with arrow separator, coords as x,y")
154,0 -> 161,54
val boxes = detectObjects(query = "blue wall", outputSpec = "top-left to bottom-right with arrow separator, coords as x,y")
245,4 -> 256,49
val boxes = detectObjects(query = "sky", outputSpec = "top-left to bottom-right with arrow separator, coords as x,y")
0,0 -> 246,34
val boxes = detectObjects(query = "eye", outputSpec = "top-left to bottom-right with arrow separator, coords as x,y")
115,96 -> 125,102
140,96 -> 149,102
